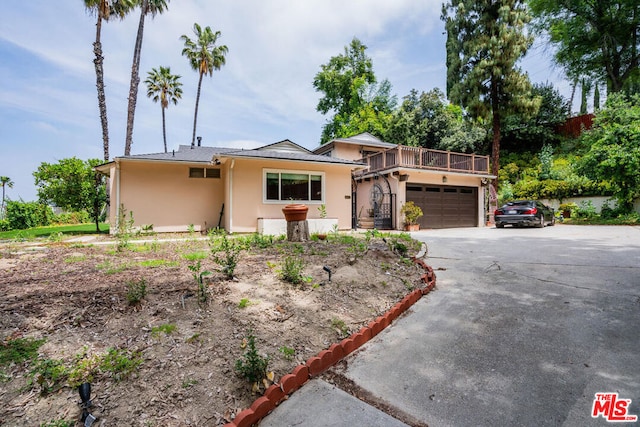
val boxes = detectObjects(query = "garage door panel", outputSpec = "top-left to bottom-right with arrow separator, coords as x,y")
407,184 -> 477,229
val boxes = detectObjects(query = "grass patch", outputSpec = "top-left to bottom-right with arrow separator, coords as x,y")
0,223 -> 109,240
182,251 -> 208,261
64,255 -> 87,263
138,259 -> 179,268
96,260 -> 129,274
0,337 -> 46,366
151,323 -> 177,338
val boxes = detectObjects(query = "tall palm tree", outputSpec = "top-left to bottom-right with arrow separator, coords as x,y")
181,23 -> 229,146
84,0 -> 134,161
145,66 -> 183,153
124,0 -> 169,156
0,176 -> 14,220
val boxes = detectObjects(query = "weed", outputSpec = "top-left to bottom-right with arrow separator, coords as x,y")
346,241 -> 368,258
48,232 -> 63,243
182,377 -> 199,388
29,357 -> 68,395
331,318 -> 349,338
96,260 -> 128,274
185,333 -> 201,344
278,255 -> 307,285
151,323 -> 176,338
317,204 -> 327,218
67,350 -> 101,387
126,278 -> 147,305
187,224 -> 196,235
0,336 -> 46,366
235,332 -> 269,384
266,260 -> 277,269
209,234 -> 246,279
238,298 -> 251,309
187,260 -> 211,304
98,347 -> 142,381
401,278 -> 414,290
278,346 -> 295,361
247,232 -> 275,249
64,254 -> 86,263
40,419 -> 74,427
380,262 -> 391,272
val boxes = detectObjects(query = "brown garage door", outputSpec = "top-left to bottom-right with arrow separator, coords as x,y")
406,184 -> 477,229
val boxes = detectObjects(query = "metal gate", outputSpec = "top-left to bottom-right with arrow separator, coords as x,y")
373,192 -> 395,229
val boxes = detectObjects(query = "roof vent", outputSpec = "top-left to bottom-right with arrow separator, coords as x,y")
197,136 -> 202,147
172,150 -> 175,157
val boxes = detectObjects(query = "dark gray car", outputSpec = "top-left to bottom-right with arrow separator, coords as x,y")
494,200 -> 555,228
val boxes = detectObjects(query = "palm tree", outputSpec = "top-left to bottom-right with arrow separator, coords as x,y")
84,0 -> 135,161
145,66 -> 183,153
0,176 -> 14,220
124,0 -> 169,156
181,23 -> 229,146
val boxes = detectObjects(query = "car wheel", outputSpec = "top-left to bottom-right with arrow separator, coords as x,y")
496,223 -> 504,228
535,215 -> 544,228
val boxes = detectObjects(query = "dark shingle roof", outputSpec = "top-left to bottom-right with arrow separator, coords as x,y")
312,132 -> 396,153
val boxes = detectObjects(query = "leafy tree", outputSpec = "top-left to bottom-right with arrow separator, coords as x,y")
0,176 -> 14,219
528,0 -> 640,94
124,0 -> 169,156
442,0 -> 539,192
580,94 -> 640,212
313,38 -> 395,143
145,66 -> 183,153
502,82 -> 570,151
33,158 -> 107,232
84,0 -> 135,161
181,23 -> 229,147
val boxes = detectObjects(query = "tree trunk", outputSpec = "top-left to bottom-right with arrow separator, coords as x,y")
490,77 -> 501,196
161,105 -> 167,153
93,14 -> 109,162
286,220 -> 310,242
192,71 -> 204,146
124,0 -> 147,156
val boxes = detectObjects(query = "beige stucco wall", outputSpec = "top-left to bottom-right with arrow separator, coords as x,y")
109,160 -> 224,233
224,158 -> 354,233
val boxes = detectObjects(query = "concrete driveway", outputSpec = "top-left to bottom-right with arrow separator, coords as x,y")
263,224 -> 640,427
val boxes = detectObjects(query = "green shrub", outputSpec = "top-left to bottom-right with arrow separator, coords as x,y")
0,337 -> 46,366
5,200 -> 54,230
235,332 -> 269,384
209,234 -> 246,279
126,278 -> 147,305
278,256 -> 307,285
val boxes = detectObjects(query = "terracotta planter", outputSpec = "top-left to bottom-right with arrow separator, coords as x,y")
282,204 -> 308,222
404,224 -> 420,232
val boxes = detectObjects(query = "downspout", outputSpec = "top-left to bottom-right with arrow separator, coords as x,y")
229,159 -> 235,232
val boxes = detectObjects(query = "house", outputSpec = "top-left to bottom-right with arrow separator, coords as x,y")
96,133 -> 494,234
96,139 -> 364,235
313,133 -> 495,229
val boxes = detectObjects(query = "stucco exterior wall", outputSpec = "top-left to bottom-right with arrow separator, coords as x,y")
225,158 -> 354,233
112,160 -> 224,233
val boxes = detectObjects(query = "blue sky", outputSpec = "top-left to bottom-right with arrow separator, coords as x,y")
0,1 -> 569,202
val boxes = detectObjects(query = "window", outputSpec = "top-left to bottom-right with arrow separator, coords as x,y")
189,167 -> 220,178
265,170 -> 323,202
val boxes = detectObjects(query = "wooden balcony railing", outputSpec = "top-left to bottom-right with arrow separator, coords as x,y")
356,146 -> 490,176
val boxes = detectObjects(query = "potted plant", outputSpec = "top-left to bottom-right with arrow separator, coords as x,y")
282,204 -> 308,222
559,202 -> 577,219
401,201 -> 423,231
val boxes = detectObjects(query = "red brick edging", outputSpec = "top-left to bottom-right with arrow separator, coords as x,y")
225,257 -> 436,427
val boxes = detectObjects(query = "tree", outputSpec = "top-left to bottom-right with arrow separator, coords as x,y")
124,0 -> 169,156
501,82 -> 570,151
181,23 -> 229,147
529,0 -> 640,94
442,0 -> 539,192
33,158 -> 107,232
145,66 -> 183,153
580,94 -> 640,212
313,37 -> 397,144
84,0 -> 135,161
0,176 -> 14,219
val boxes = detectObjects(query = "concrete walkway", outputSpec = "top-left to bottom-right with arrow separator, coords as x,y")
260,225 -> 640,426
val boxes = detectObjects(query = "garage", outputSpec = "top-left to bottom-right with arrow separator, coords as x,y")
406,184 -> 477,229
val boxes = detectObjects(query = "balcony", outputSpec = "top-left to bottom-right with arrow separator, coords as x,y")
355,146 -> 490,177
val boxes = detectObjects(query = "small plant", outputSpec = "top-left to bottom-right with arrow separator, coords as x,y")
141,224 -> 154,234
138,259 -> 179,268
209,234 -> 246,279
278,255 -> 307,285
151,323 -> 177,338
182,251 -> 208,261
187,224 -> 196,235
187,260 -> 211,304
182,377 -> 198,388
29,357 -> 68,395
126,278 -> 147,306
235,332 -> 270,385
64,254 -> 86,263
317,204 -> 327,218
98,347 -> 143,382
40,419 -> 74,427
96,260 -> 128,274
400,201 -> 423,226
278,346 -> 295,361
47,231 -> 63,243
185,333 -> 201,344
331,318 -> 349,338
115,204 -> 136,251
247,232 -> 275,249
238,298 -> 251,309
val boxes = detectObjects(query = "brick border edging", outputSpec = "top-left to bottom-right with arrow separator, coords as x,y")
225,257 -> 436,427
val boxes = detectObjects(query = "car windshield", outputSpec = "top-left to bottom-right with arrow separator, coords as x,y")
506,201 -> 533,207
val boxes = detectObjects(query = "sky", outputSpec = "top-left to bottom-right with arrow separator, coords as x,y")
0,1 -> 570,202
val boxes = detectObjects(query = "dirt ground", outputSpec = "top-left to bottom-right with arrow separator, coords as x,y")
0,231 -> 426,426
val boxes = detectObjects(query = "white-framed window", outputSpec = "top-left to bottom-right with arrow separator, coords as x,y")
264,169 -> 324,203
189,167 -> 220,178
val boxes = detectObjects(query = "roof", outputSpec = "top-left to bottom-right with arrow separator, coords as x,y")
96,141 -> 364,172
312,132 -> 397,154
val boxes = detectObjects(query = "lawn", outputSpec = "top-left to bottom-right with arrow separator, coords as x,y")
0,223 -> 109,240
